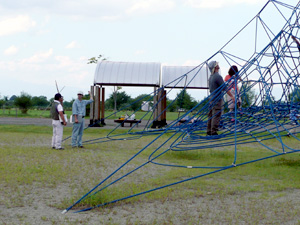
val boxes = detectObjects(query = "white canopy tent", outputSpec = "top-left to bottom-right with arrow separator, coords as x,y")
161,65 -> 209,89
92,61 -> 209,127
93,61 -> 209,89
94,61 -> 161,87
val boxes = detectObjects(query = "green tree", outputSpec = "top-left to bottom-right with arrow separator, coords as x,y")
4,95 -> 14,108
195,97 -> 209,112
14,92 -> 33,114
175,90 -> 198,111
0,96 -> 5,108
113,86 -> 122,112
87,54 -> 107,64
166,98 -> 177,112
63,99 -> 74,109
289,86 -> 300,103
130,94 -> 150,111
106,91 -> 132,110
261,93 -> 275,107
9,95 -> 17,101
32,96 -> 49,108
240,84 -> 256,108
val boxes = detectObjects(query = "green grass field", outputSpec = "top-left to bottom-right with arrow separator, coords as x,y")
0,124 -> 300,224
0,108 -> 186,121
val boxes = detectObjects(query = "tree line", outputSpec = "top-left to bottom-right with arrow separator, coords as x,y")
0,92 -> 74,114
0,90 -> 201,114
0,85 -> 264,115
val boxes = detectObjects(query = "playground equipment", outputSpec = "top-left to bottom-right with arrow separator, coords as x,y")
62,0 -> 300,213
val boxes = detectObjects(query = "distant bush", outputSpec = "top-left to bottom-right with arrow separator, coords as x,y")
0,99 -> 5,108
14,92 -> 33,114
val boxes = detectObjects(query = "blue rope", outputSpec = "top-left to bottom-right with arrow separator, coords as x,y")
73,149 -> 300,213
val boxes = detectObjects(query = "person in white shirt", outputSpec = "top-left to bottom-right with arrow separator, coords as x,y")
51,93 -> 67,150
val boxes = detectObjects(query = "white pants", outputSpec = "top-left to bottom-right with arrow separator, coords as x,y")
52,120 -> 64,149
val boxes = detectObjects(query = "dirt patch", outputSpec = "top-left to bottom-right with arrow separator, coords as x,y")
1,186 -> 300,224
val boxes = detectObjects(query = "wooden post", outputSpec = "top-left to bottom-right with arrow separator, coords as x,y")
152,86 -> 167,128
97,87 -> 101,121
157,88 -> 167,127
163,90 -> 167,122
157,88 -> 162,122
90,86 -> 94,125
153,86 -> 158,120
95,86 -> 100,121
151,87 -> 158,128
101,87 -> 105,125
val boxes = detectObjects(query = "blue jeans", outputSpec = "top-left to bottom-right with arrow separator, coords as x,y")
72,119 -> 85,147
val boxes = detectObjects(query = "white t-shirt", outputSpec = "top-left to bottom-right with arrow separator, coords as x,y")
54,100 -> 63,112
54,100 -> 67,122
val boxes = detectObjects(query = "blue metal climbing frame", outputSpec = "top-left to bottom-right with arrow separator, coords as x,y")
62,0 -> 300,214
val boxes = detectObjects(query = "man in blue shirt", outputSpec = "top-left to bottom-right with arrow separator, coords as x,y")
72,91 -> 93,148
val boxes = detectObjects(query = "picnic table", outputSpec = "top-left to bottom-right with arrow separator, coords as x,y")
114,119 -> 141,127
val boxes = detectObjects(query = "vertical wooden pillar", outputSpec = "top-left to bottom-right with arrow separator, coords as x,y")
153,86 -> 158,120
90,85 -> 105,126
95,86 -> 100,121
90,86 -> 95,125
163,90 -> 167,123
151,86 -> 158,128
152,87 -> 167,128
100,87 -> 106,125
157,88 -> 163,122
97,86 -> 101,120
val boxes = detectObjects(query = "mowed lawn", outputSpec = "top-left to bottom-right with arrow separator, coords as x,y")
0,109 -> 184,121
0,124 -> 300,224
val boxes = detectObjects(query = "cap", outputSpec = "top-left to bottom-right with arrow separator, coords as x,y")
54,93 -> 62,100
208,61 -> 219,74
77,91 -> 83,95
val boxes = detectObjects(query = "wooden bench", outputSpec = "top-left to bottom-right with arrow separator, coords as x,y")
178,119 -> 194,125
114,119 -> 141,127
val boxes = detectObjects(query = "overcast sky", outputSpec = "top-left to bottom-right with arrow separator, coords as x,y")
0,0 -> 287,101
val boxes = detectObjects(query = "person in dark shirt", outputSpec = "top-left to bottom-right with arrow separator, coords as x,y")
207,61 -> 235,136
51,93 -> 67,150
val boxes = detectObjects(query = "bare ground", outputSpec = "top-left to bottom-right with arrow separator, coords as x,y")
1,186 -> 300,225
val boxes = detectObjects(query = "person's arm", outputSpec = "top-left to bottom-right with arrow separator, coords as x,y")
292,36 -> 300,52
88,91 -> 94,103
84,91 -> 94,105
59,111 -> 67,126
72,101 -> 79,123
74,115 -> 78,123
222,77 -> 235,103
227,89 -> 235,102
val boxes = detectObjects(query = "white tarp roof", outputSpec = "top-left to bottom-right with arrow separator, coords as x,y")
161,65 -> 209,89
94,61 -> 161,87
94,61 -> 209,89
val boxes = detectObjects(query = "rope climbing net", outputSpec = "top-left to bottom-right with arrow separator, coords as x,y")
62,0 -> 300,214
